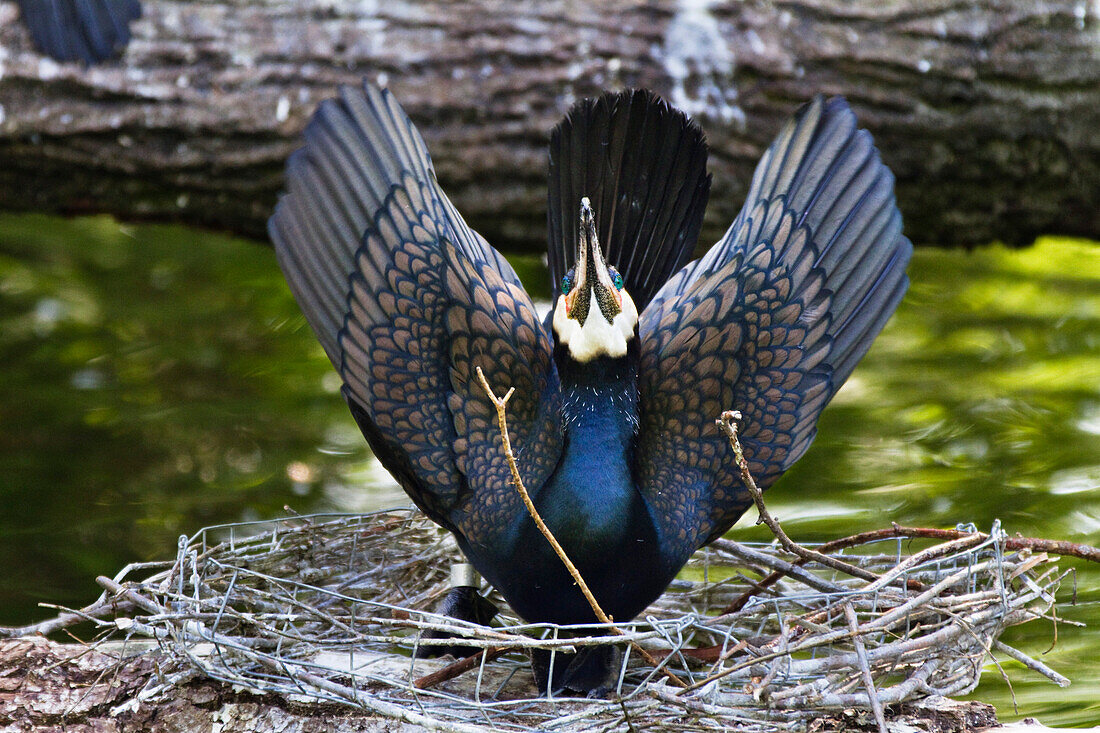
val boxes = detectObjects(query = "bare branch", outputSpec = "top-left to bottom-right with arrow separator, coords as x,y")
413,646 -> 507,689
474,367 -> 610,626
846,603 -> 888,733
716,410 -> 878,582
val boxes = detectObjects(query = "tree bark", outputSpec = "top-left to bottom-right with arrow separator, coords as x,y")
0,637 -> 421,732
0,0 -> 1097,250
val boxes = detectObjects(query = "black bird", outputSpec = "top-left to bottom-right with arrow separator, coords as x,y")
16,0 -> 141,65
269,83 -> 911,693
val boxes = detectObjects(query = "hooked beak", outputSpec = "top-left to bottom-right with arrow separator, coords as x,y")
564,197 -> 622,326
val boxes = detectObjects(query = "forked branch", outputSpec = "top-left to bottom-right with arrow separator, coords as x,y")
475,368 -> 607,623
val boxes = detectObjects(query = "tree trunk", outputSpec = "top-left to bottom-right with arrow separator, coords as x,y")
0,0 -> 1097,250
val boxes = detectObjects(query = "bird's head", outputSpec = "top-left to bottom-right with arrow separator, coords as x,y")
552,198 -> 639,361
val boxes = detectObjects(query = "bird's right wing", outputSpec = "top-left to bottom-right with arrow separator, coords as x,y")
17,0 -> 141,65
269,83 -> 562,548
635,97 -> 912,568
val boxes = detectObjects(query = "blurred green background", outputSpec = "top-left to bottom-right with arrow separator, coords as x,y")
0,212 -> 1096,724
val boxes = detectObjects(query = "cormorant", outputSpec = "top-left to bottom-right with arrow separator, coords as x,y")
269,83 -> 911,694
15,0 -> 140,65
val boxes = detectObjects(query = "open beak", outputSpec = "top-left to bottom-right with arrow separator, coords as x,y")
564,197 -> 622,325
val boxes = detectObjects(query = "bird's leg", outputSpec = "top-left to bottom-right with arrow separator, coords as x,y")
530,640 -> 621,698
416,562 -> 499,659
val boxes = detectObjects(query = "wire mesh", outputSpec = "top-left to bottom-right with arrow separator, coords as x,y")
94,509 -> 1065,731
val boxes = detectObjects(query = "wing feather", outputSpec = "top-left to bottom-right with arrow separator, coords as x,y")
17,0 -> 140,65
637,97 -> 912,566
269,83 -> 562,545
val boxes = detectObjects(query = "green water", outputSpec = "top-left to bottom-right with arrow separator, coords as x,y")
0,213 -> 1097,724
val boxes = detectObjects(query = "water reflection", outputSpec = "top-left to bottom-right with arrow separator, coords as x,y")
0,213 -> 1096,723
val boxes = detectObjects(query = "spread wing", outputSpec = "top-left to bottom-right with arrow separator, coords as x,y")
636,96 -> 912,564
269,82 -> 562,547
17,0 -> 140,65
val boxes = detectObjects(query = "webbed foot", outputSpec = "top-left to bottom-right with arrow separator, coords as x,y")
416,584 -> 498,659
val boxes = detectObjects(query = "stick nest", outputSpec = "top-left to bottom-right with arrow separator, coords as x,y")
79,508 -> 1068,732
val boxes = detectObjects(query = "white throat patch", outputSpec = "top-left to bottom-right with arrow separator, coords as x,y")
553,289 -> 638,361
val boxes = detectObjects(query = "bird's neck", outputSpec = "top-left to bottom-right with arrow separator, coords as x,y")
535,348 -> 640,533
556,348 -> 639,445
489,346 -> 663,624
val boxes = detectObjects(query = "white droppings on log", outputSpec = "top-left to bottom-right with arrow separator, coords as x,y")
746,29 -> 766,55
36,57 -> 60,80
660,0 -> 745,129
1089,0 -> 1100,36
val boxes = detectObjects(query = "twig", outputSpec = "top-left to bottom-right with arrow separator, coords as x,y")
413,646 -> 507,689
475,367 -> 686,689
845,603 -> 887,733
836,526 -> 1100,565
0,595 -> 137,638
861,534 -> 985,595
722,528 -> 919,612
993,640 -> 1071,687
708,539 -> 848,595
898,527 -> 1100,564
721,524 -> 1100,614
475,368 -> 605,622
618,695 -> 640,733
716,411 -> 878,582
96,576 -> 168,617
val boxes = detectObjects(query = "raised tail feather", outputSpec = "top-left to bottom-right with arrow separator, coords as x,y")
548,90 -> 712,311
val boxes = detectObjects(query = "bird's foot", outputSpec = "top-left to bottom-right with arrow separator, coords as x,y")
530,645 -> 621,698
416,585 -> 499,659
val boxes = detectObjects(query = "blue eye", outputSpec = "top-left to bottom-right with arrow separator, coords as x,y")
609,267 -> 624,290
560,270 -> 574,294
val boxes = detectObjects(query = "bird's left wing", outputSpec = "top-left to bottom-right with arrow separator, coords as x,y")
269,83 -> 562,547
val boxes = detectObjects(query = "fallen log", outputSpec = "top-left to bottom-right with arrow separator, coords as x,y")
1,0 -> 1098,249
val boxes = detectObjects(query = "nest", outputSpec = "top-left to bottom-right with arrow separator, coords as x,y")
81,508 -> 1069,732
